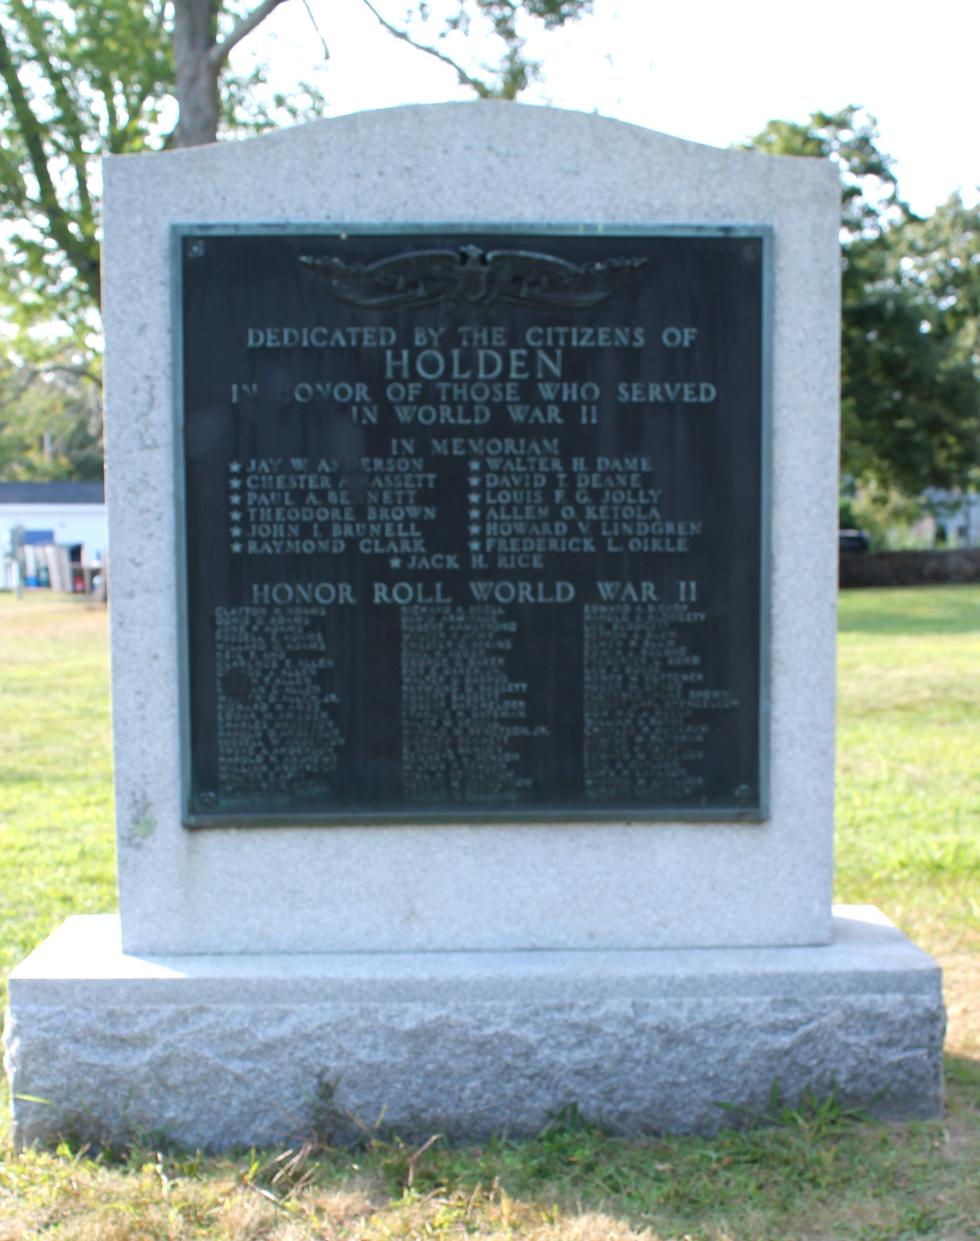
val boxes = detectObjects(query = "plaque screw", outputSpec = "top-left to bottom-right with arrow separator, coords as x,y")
198,790 -> 218,810
188,239 -> 205,258
734,784 -> 751,804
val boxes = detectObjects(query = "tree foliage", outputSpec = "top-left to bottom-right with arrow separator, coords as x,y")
361,0 -> 590,102
898,192 -> 979,376
0,0 -> 590,477
0,0 -> 593,319
844,193 -> 979,496
0,0 -> 171,329
0,349 -> 103,480
3,30 -> 975,496
745,107 -> 979,498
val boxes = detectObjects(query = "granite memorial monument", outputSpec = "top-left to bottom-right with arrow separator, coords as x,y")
4,103 -> 944,1148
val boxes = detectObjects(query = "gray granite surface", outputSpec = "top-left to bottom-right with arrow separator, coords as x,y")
102,103 -> 840,955
5,908 -> 944,1149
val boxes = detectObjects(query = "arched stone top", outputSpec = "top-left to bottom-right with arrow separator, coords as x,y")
104,101 -> 837,228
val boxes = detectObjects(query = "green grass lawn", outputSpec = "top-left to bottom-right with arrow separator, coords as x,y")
836,588 -> 979,957
0,585 -> 977,1240
0,597 -> 116,998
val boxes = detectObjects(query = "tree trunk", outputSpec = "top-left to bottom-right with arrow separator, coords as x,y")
171,0 -> 220,147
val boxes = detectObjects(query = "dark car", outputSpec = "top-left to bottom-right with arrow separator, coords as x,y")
839,528 -> 870,553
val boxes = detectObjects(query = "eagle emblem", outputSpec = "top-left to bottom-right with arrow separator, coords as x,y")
299,244 -> 646,310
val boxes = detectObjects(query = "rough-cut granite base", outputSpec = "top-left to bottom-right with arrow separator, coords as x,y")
5,907 -> 944,1151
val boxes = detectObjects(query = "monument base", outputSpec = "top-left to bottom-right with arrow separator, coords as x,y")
5,907 -> 944,1151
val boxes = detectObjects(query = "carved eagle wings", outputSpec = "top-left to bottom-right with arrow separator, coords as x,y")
298,244 -> 647,310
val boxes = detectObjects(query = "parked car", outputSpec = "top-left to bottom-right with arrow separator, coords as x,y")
839,528 -> 870,553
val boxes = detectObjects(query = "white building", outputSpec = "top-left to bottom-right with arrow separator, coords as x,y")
0,481 -> 106,590
924,489 -> 980,547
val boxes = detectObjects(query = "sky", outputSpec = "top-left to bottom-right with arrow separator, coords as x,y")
241,0 -> 979,218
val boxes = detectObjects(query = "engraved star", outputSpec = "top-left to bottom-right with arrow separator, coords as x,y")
228,461 -> 242,473
230,495 -> 241,506
229,479 -> 242,489
230,526 -> 242,537
389,556 -> 402,568
231,542 -> 242,553
469,508 -> 480,521
469,493 -> 480,505
468,460 -> 480,470
469,524 -> 481,535
469,540 -> 481,552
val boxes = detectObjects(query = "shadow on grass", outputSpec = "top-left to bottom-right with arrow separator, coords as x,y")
944,1052 -> 980,1094
838,584 -> 980,636
3,1075 -> 977,1241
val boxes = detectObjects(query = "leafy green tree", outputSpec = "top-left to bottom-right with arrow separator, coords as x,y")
0,0 -> 591,477
0,350 -> 103,480
0,0 -> 171,331
745,107 -> 979,498
1,0 -> 592,313
896,192 -> 979,379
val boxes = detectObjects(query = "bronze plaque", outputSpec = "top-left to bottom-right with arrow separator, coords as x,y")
177,227 -> 769,824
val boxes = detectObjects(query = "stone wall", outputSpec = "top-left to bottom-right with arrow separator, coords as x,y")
840,548 -> 980,588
